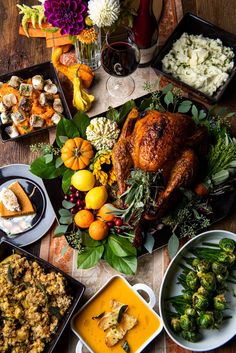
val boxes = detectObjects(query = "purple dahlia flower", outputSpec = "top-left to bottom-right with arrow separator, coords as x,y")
44,0 -> 88,36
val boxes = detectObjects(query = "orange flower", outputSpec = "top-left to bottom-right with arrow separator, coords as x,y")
77,27 -> 98,44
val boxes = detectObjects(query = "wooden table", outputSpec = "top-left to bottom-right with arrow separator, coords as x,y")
1,1 -> 236,353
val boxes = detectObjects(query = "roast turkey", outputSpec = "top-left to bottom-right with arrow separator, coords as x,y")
112,108 -> 207,219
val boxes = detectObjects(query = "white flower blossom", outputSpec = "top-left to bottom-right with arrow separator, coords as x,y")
88,0 -> 120,28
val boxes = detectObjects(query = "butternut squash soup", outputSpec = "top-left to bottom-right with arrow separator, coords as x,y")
73,276 -> 162,353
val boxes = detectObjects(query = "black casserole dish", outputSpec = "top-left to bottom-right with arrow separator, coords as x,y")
0,61 -> 72,142
152,12 -> 236,103
0,240 -> 85,353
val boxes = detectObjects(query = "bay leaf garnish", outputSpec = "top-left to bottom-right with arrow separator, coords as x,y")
7,265 -> 14,284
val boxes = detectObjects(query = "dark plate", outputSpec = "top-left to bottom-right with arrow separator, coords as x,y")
0,164 -> 55,246
0,240 -> 85,353
152,12 -> 236,103
0,61 -> 72,142
43,93 -> 236,254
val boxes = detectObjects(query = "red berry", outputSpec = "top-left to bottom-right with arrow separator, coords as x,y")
75,190 -> 82,199
69,185 -> 76,192
70,196 -> 77,203
106,221 -> 114,228
76,200 -> 83,207
64,194 -> 70,201
70,207 -> 77,214
114,218 -> 123,227
78,207 -> 83,211
116,228 -> 122,234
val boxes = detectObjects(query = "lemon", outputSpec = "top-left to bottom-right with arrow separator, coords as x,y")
71,170 -> 95,191
85,186 -> 108,210
85,16 -> 93,26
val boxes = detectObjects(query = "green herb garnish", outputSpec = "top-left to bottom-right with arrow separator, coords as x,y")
122,340 -> 130,353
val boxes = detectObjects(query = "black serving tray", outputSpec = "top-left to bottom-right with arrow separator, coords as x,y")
43,93 -> 236,255
0,240 -> 85,353
152,12 -> 236,104
0,61 -> 72,142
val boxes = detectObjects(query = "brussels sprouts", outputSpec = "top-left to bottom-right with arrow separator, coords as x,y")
219,238 -> 235,253
196,260 -> 211,273
171,317 -> 181,332
218,252 -> 235,266
186,271 -> 199,291
197,286 -> 211,298
197,311 -> 214,329
213,294 -> 227,311
181,330 -> 202,342
185,307 -> 196,317
212,262 -> 227,275
182,290 -> 193,302
180,314 -> 196,331
192,293 -> 209,311
216,271 -> 229,285
198,272 -> 216,292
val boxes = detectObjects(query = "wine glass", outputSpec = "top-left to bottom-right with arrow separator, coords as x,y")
101,26 -> 140,98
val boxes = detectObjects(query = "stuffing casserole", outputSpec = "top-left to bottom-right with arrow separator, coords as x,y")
0,253 -> 72,353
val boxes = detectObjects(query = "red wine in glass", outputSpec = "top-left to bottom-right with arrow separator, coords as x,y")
101,27 -> 140,98
102,41 -> 140,77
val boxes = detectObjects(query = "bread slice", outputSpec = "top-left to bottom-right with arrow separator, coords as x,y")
0,182 -> 35,218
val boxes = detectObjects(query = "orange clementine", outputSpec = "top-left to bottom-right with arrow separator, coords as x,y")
74,210 -> 94,229
89,220 -> 109,240
97,203 -> 115,222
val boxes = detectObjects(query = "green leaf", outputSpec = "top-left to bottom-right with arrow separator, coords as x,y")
198,110 -> 207,120
30,157 -> 65,179
143,233 -> 155,254
108,235 -> 137,257
177,100 -> 192,113
62,169 -> 74,194
117,100 -> 135,126
168,233 -> 179,259
55,157 -> 64,168
139,97 -> 153,111
106,107 -> 120,124
164,91 -> 174,106
44,153 -> 53,164
54,224 -> 68,236
59,215 -> 73,225
81,233 -> 106,247
73,112 -> 90,139
212,170 -> 229,185
59,208 -> 71,217
62,200 -> 75,209
58,135 -> 68,144
77,246 -> 104,269
104,245 -> 137,275
191,105 -> 198,119
162,83 -> 173,94
56,118 -> 79,147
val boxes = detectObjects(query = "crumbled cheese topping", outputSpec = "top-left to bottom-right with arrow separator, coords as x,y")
162,33 -> 234,96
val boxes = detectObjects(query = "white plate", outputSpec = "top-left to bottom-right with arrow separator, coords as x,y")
159,229 -> 236,352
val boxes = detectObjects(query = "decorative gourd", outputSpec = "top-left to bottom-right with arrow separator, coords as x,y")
61,137 -> 94,170
51,46 -> 94,88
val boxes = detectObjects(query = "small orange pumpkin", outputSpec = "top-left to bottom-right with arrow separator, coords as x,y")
61,137 -> 94,170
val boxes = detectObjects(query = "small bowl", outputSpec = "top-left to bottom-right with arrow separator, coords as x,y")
159,229 -> 236,352
71,275 -> 163,353
152,12 -> 236,103
0,240 -> 85,353
0,61 -> 72,142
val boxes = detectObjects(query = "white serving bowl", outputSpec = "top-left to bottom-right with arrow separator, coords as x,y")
159,229 -> 236,352
71,274 -> 163,353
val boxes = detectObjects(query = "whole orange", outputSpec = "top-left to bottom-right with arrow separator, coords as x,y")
89,220 -> 109,240
74,210 -> 94,229
97,203 -> 115,222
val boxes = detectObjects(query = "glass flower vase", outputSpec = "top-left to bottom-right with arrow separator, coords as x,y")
75,26 -> 101,70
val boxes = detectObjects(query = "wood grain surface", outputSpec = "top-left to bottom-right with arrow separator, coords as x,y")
0,1 -> 236,353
